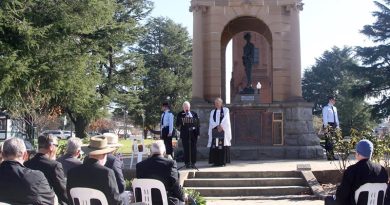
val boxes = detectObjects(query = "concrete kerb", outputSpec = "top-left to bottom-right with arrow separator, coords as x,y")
300,171 -> 327,199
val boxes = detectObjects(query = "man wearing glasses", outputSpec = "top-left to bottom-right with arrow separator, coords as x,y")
25,134 -> 69,205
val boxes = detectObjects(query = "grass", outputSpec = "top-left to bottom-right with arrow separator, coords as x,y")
117,138 -> 155,155
57,138 -> 155,156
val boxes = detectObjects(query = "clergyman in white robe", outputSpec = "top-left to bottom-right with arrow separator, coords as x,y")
207,107 -> 232,166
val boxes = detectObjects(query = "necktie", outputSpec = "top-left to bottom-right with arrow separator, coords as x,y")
331,106 -> 336,125
161,112 -> 165,126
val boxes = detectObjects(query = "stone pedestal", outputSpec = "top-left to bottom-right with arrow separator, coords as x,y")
185,102 -> 325,160
233,94 -> 261,104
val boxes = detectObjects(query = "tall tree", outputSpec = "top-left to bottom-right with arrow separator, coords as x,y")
302,47 -> 375,135
132,17 -> 192,130
0,0 -> 153,138
353,0 -> 390,119
61,0 -> 153,138
0,0 -> 115,138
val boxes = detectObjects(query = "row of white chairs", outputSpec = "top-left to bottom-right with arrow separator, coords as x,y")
69,179 -> 167,205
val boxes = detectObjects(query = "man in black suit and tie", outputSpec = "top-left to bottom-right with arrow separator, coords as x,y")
176,101 -> 200,168
25,134 -> 68,205
67,136 -> 123,205
136,140 -> 185,205
0,137 -> 54,204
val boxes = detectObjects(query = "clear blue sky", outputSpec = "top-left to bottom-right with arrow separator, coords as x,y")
151,0 -> 378,102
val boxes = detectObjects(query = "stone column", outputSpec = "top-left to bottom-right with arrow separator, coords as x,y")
190,5 -> 207,103
288,1 -> 304,100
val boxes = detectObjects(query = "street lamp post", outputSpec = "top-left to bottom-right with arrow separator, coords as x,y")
141,112 -> 145,139
124,109 -> 128,139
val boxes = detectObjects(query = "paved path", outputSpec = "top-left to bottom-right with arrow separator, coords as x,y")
206,199 -> 323,205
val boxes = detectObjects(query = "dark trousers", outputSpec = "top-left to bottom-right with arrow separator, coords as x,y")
181,132 -> 197,164
162,127 -> 173,155
324,196 -> 337,205
325,122 -> 336,160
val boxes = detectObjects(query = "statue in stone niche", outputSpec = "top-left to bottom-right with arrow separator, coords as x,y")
241,32 -> 255,94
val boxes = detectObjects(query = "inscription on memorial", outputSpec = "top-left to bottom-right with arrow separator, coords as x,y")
240,95 -> 255,101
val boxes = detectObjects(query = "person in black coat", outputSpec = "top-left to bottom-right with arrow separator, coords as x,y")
136,140 -> 185,205
0,138 -> 55,204
325,139 -> 389,205
175,101 -> 200,168
57,137 -> 83,176
25,135 -> 68,205
67,136 -> 123,205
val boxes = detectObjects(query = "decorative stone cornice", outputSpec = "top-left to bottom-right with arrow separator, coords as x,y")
283,0 -> 304,12
189,5 -> 208,13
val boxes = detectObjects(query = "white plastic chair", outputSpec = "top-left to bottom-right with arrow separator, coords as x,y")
354,183 -> 388,205
132,178 -> 168,205
69,187 -> 108,205
129,135 -> 146,168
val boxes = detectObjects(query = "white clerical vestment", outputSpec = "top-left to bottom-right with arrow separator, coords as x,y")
207,107 -> 232,147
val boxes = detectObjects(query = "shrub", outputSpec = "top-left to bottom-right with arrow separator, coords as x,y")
184,189 -> 206,205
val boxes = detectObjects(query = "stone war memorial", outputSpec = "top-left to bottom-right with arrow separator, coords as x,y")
190,0 -> 324,159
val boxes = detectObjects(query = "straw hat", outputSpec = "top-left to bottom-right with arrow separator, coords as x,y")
82,135 -> 116,156
103,133 -> 123,148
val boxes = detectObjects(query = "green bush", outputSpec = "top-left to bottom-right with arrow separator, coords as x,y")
184,189 -> 206,205
328,128 -> 390,172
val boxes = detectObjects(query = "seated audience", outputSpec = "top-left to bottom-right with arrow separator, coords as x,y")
325,139 -> 389,205
136,140 -> 185,205
57,137 -> 82,176
25,135 -> 68,205
0,138 -> 54,204
67,136 -> 123,205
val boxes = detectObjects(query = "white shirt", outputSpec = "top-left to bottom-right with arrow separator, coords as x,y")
161,110 -> 174,134
322,104 -> 339,128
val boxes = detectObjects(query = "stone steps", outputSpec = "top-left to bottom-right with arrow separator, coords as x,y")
193,171 -> 302,178
184,177 -> 306,187
183,171 -> 312,198
186,186 -> 311,197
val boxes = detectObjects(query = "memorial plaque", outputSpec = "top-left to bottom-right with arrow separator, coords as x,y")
241,95 -> 255,101
232,109 -> 262,145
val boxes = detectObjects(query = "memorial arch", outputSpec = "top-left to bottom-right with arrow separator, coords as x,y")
190,0 -> 324,159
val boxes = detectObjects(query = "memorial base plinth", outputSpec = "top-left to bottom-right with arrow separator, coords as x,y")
185,101 -> 325,160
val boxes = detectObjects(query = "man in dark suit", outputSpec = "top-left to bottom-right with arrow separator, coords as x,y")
67,136 -> 123,205
176,101 -> 200,168
25,134 -> 68,205
136,140 -> 185,205
0,137 -> 54,204
325,139 -> 389,205
57,137 -> 82,176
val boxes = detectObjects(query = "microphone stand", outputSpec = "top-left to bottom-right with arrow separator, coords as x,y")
178,114 -> 199,171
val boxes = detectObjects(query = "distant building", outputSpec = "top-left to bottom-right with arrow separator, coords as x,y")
374,117 -> 390,138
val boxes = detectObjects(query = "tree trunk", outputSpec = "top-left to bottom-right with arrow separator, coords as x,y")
74,116 -> 89,139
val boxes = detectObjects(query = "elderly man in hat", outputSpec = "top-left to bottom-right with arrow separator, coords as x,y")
67,136 -> 123,205
325,139 -> 389,205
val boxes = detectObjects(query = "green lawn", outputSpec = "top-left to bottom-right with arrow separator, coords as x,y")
57,138 -> 156,156
117,138 -> 155,155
